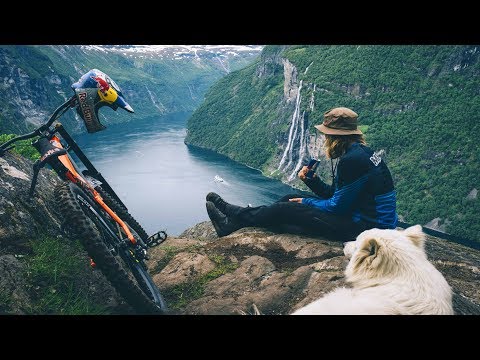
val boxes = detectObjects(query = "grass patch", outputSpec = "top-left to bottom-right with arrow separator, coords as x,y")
150,246 -> 181,275
33,283 -> 105,315
164,253 -> 239,311
151,243 -> 204,275
0,133 -> 40,161
26,236 -> 107,315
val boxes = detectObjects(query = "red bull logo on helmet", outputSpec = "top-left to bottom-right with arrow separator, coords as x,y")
77,91 -> 94,125
91,75 -> 110,94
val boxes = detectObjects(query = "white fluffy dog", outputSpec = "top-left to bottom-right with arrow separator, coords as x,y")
292,225 -> 454,315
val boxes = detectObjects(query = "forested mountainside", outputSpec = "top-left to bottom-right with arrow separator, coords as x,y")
185,45 -> 480,241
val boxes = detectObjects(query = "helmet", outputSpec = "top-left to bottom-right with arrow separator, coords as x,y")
71,69 -> 134,133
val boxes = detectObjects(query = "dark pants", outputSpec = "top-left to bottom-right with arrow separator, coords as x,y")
230,194 -> 367,242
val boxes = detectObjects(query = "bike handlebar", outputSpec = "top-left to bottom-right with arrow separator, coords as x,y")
0,96 -> 77,156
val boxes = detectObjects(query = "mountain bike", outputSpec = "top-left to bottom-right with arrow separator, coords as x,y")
0,95 -> 168,314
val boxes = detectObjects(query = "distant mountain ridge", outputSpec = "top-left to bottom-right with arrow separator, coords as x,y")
84,45 -> 262,59
0,45 -> 262,135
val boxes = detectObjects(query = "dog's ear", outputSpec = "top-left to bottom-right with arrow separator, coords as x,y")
353,238 -> 380,269
346,237 -> 385,283
404,225 -> 426,249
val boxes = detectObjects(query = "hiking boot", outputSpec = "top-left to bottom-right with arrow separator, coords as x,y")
206,201 -> 243,237
206,192 -> 244,216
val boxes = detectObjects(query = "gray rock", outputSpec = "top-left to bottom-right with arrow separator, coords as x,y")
424,217 -> 451,233
0,152 -> 62,252
178,221 -> 218,241
153,252 -> 216,289
0,255 -> 31,314
282,58 -> 299,102
0,153 -> 127,314
466,188 -> 477,201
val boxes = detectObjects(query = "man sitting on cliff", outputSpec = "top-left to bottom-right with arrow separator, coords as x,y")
205,107 -> 398,242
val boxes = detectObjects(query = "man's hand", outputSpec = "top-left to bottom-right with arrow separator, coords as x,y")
288,198 -> 303,203
298,166 -> 309,181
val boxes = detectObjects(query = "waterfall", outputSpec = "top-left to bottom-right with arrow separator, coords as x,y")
278,80 -> 318,181
304,62 -> 314,75
145,85 -> 165,112
277,110 -> 296,170
284,108 -> 301,171
186,83 -> 196,100
215,56 -> 230,74
278,80 -> 303,170
309,84 -> 316,111
289,110 -> 308,181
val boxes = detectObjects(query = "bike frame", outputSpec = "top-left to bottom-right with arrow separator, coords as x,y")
53,132 -> 136,244
0,96 -> 137,244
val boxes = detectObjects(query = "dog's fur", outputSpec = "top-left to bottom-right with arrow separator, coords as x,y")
292,225 -> 454,315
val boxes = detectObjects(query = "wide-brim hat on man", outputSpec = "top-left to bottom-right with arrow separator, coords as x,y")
315,107 -> 363,135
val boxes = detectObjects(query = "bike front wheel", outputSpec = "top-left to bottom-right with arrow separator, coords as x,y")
56,181 -> 167,314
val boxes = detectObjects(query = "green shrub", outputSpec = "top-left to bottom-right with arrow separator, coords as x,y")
0,133 -> 39,161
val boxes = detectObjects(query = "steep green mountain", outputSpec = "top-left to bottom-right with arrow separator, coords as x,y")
185,45 -> 480,241
0,45 -> 262,134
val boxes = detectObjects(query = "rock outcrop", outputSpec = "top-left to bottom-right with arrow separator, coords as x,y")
0,152 -> 127,314
148,221 -> 480,315
282,58 -> 299,102
0,153 -> 62,253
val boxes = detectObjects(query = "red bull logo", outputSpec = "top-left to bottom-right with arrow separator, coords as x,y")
91,75 -> 110,93
78,91 -> 94,125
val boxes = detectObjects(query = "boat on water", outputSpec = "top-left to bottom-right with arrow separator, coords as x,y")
214,175 -> 224,182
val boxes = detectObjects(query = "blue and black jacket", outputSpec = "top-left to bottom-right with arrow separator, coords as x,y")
302,142 -> 398,229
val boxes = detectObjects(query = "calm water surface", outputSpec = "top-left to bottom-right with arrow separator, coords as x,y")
74,114 -> 300,236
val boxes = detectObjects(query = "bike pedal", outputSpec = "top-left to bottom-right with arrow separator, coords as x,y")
146,230 -> 167,247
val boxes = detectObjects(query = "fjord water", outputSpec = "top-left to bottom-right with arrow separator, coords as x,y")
73,113 -> 299,236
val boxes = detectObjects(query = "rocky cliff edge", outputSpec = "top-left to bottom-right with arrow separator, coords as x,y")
1,152 -> 479,314
148,221 -> 480,315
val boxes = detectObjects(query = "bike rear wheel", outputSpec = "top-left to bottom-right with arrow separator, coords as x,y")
56,181 -> 167,314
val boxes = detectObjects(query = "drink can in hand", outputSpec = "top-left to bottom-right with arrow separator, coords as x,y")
306,159 -> 319,179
